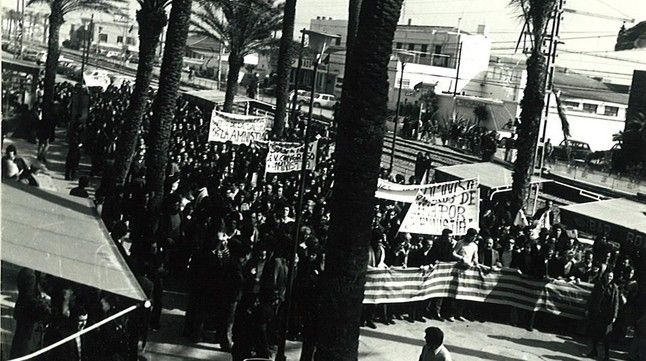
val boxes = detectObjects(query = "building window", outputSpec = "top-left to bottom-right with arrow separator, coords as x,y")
562,101 -> 580,109
408,43 -> 415,51
126,37 -> 135,45
604,106 -> 619,117
420,44 -> 427,57
335,37 -> 341,46
434,45 -> 442,54
396,42 -> 402,49
582,103 -> 598,113
117,36 -> 124,44
99,33 -> 108,42
398,79 -> 410,89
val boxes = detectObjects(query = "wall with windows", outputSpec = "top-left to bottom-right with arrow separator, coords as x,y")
543,98 -> 627,151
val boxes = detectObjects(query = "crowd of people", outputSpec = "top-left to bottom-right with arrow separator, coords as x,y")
4,80 -> 644,361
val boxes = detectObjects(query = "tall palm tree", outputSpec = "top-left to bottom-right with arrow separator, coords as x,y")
270,0 -> 296,137
509,0 -> 558,214
315,0 -> 404,359
345,0 -> 362,58
191,0 -> 283,112
109,0 -> 169,210
145,0 -> 192,217
27,0 -> 124,135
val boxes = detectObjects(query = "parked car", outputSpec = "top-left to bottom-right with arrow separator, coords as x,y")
106,51 -> 121,59
288,90 -> 309,102
552,139 -> 592,161
297,92 -> 338,108
22,49 -> 41,62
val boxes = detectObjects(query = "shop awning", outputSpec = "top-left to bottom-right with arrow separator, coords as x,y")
434,162 -> 549,192
559,198 -> 646,249
1,181 -> 147,301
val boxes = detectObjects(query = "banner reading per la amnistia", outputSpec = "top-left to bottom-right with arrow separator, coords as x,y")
208,110 -> 267,144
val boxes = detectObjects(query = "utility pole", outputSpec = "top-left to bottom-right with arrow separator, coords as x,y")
81,14 -> 94,81
534,0 -> 564,175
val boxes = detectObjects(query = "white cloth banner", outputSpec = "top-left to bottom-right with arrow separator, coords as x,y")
265,140 -> 318,173
399,178 -> 480,236
375,178 -> 436,203
208,110 -> 267,144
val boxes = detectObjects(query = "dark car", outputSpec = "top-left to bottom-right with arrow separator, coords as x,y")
552,139 -> 592,161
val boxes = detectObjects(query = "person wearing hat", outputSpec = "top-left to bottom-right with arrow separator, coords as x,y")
419,327 -> 452,361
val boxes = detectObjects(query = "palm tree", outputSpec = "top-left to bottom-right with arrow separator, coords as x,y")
509,0 -> 558,214
345,0 -> 362,58
314,0 -> 404,359
270,0 -> 296,137
109,0 -> 169,210
191,0 -> 283,112
145,0 -> 192,217
27,0 -> 124,136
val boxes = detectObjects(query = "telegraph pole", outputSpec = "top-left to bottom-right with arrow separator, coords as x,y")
534,0 -> 565,175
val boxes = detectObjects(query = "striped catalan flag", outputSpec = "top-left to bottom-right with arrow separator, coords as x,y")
363,262 -> 593,320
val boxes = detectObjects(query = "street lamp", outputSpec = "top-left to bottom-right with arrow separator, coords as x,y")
389,50 -> 416,172
276,28 -> 340,361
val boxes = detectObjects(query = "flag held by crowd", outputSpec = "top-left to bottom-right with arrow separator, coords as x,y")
265,140 -> 318,173
208,110 -> 268,144
364,263 -> 593,320
399,178 -> 480,235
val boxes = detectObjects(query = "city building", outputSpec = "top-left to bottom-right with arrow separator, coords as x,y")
542,69 -> 629,151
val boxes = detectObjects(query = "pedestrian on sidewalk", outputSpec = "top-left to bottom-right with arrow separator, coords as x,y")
418,327 -> 452,361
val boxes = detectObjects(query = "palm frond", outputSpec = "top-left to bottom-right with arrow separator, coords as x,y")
26,0 -> 50,8
552,89 -> 571,139
61,0 -> 128,17
191,0 -> 282,56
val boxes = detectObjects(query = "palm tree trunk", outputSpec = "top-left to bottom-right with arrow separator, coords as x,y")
510,49 -> 546,214
111,8 -> 167,189
314,0 -> 404,359
270,0 -> 296,138
345,0 -> 362,58
223,51 -> 243,112
145,0 -> 192,217
42,7 -> 64,128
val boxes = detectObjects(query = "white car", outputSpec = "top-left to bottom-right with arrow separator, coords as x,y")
288,90 -> 309,102
291,91 -> 338,109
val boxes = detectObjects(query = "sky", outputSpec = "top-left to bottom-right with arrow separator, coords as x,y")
292,0 -> 646,53
6,0 -> 646,77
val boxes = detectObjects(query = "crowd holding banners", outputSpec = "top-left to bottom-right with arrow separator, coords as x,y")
375,176 -> 435,203
265,140 -> 318,174
399,178 -> 480,236
363,262 -> 593,320
208,110 -> 269,144
2,79 -> 645,361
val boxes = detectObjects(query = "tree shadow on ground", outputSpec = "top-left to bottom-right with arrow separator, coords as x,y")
361,328 -> 527,361
488,334 -> 586,359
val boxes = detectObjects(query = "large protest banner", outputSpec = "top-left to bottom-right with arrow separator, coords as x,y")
363,262 -> 592,320
399,178 -> 479,235
265,140 -> 318,173
208,110 -> 268,144
375,178 -> 436,203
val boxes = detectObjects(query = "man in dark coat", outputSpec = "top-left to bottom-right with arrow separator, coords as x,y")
10,268 -> 51,358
